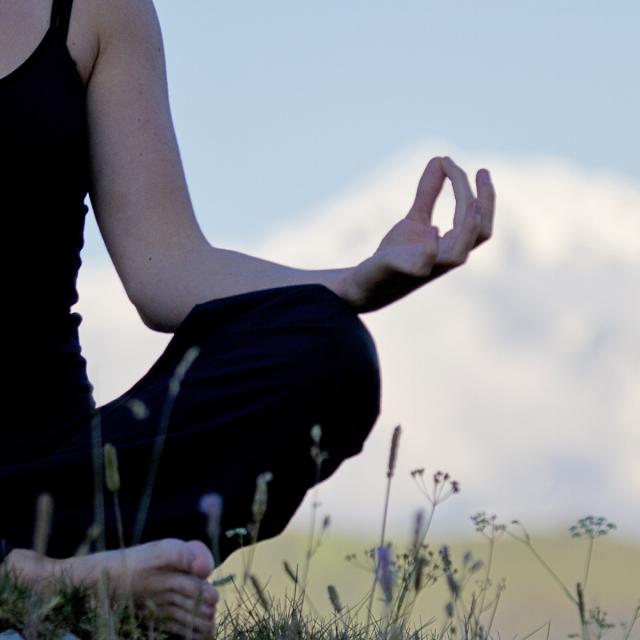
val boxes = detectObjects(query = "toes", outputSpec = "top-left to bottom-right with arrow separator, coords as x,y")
151,538 -> 214,579
186,539 -> 215,578
166,573 -> 219,607
162,619 -> 209,640
160,603 -> 216,637
156,590 -> 216,620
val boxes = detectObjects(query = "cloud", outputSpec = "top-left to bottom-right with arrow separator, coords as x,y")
76,141 -> 640,540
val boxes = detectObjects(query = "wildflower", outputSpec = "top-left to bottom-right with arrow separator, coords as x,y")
569,515 -> 617,539
470,560 -> 484,573
445,601 -> 454,618
377,544 -> 395,604
249,573 -> 270,611
439,545 -> 452,571
446,573 -> 460,600
387,425 -> 401,479
252,471 -> 273,524
126,398 -> 149,420
283,560 -> 298,583
310,424 -> 322,444
412,509 -> 425,554
104,444 -> 120,493
414,555 -> 427,592
169,346 -> 200,396
327,584 -> 343,614
198,492 -> 224,543
225,527 -> 248,539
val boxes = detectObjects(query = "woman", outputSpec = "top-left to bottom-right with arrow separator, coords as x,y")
0,0 -> 494,637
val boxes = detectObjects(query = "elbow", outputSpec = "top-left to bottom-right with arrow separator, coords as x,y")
133,298 -> 175,333
135,302 -> 162,332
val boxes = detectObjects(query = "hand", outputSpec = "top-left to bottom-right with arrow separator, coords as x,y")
336,156 -> 495,313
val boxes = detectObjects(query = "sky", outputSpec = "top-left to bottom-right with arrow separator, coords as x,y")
80,0 -> 640,256
75,2 -> 639,539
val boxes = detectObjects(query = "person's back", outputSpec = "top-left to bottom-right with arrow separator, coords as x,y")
0,0 -> 98,464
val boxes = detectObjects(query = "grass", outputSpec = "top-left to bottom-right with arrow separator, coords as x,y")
1,352 -> 638,639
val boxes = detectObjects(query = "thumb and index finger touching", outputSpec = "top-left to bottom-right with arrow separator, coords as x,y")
407,156 -> 494,243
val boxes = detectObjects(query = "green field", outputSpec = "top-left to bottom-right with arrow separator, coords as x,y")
216,529 -> 640,639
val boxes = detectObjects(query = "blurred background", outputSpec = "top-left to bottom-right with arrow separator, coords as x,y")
74,1 -> 639,634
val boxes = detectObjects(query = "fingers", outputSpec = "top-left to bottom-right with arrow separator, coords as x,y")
436,199 -> 482,268
416,225 -> 440,276
408,155 -> 494,269
475,168 -> 495,244
407,156 -> 446,225
441,156 -> 475,229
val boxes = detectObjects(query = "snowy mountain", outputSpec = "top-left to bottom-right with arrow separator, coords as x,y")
76,142 -> 640,540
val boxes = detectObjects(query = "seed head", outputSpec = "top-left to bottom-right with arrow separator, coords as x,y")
412,509 -> 425,553
126,398 -> 149,420
327,584 -> 343,614
252,471 -> 273,524
311,424 -> 322,444
446,573 -> 460,600
104,444 -> 120,493
169,346 -> 200,396
283,560 -> 298,583
414,555 -> 427,592
470,560 -> 484,573
249,573 -> 270,611
387,425 -> 401,479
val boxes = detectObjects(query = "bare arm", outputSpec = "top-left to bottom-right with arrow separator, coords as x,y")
86,0 -> 353,333
86,0 -> 493,330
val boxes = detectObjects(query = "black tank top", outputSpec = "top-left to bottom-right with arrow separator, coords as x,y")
1,0 -> 96,464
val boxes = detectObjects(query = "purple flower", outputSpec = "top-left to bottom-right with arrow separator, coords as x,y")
199,493 -> 224,519
199,492 -> 224,543
376,544 -> 394,604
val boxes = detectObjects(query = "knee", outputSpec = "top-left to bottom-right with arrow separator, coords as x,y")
294,287 -> 382,428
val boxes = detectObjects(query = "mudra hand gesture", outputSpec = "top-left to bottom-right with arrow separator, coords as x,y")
337,156 -> 495,313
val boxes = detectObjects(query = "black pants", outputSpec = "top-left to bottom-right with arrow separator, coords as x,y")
0,284 -> 381,564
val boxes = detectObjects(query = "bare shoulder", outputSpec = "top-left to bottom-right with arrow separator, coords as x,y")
89,0 -> 165,63
85,0 -> 170,109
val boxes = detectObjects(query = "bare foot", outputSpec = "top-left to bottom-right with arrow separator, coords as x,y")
2,538 -> 218,639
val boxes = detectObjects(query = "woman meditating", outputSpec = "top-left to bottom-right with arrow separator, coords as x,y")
0,0 -> 495,636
